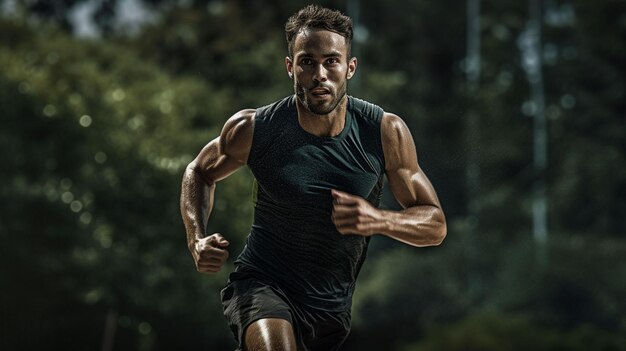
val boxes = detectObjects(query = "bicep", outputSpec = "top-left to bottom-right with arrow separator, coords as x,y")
381,113 -> 441,209
190,109 -> 255,184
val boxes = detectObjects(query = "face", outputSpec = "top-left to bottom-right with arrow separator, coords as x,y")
286,29 -> 357,115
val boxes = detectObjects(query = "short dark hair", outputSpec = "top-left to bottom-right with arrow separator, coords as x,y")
285,5 -> 353,58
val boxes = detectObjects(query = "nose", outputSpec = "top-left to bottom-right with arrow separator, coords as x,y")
312,64 -> 328,82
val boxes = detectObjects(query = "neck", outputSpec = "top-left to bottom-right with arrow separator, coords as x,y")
295,95 -> 348,137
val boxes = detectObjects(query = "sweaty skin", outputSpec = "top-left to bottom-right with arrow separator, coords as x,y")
180,28 -> 446,351
180,110 -> 254,274
331,112 -> 446,247
244,319 -> 297,351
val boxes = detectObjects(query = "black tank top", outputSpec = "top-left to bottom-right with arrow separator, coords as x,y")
235,95 -> 385,311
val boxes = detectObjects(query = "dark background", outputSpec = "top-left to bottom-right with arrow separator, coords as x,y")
1,0 -> 625,350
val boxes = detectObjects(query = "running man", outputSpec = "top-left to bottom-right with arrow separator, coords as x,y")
180,5 -> 446,351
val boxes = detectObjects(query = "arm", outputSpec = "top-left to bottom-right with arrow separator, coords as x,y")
180,109 -> 255,272
331,112 -> 446,247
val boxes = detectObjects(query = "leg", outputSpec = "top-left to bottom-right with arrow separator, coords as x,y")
244,318 -> 298,351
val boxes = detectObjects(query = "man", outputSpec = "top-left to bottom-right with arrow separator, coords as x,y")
180,5 -> 446,351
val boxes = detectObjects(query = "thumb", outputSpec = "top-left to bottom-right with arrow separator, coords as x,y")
331,189 -> 346,198
210,233 -> 230,248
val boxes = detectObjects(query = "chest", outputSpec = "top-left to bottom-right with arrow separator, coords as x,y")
251,135 -> 383,204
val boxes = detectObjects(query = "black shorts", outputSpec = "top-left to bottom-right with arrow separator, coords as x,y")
220,269 -> 351,351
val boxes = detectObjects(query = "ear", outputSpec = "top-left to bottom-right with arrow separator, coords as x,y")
347,57 -> 357,80
285,56 -> 294,79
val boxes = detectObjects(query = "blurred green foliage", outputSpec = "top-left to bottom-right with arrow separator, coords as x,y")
0,15 -> 250,350
0,0 -> 625,350
347,235 -> 626,350
401,313 -> 626,351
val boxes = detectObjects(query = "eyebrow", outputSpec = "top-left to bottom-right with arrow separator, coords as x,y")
298,51 -> 343,58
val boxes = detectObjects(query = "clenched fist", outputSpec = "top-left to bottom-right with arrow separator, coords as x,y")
190,233 -> 230,273
331,189 -> 384,236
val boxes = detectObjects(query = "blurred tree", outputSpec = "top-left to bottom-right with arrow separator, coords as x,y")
490,235 -> 626,330
543,0 -> 626,236
9,0 -> 80,30
400,313 -> 626,351
349,0 -> 626,348
347,242 -> 471,350
357,0 -> 468,221
0,17 -> 251,350
129,0 -> 303,108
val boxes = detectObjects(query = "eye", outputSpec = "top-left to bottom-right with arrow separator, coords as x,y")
326,58 -> 340,65
300,58 -> 314,65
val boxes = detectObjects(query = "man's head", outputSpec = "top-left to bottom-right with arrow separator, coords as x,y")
285,5 -> 357,115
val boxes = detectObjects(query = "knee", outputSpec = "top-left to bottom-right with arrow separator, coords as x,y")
244,318 -> 297,351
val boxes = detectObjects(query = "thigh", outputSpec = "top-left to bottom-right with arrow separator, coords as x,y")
244,318 -> 297,351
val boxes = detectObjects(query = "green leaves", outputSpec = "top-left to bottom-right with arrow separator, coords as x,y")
0,17 -> 247,349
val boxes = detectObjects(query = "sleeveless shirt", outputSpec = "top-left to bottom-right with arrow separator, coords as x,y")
235,95 -> 385,311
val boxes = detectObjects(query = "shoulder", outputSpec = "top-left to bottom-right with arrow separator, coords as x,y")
381,112 -> 411,141
220,109 -> 256,159
380,112 -> 417,170
222,109 -> 255,141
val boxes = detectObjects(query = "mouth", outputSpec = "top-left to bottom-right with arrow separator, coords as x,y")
310,88 -> 331,98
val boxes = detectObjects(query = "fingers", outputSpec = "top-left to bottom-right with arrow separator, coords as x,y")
331,190 -> 381,236
196,248 -> 229,273
332,196 -> 368,221
332,206 -> 371,235
196,259 -> 226,273
331,191 -> 364,228
194,233 -> 230,273
209,233 -> 230,248
198,245 -> 229,261
331,189 -> 360,205
332,214 -> 373,227
331,189 -> 346,198
334,218 -> 379,236
332,204 -> 359,217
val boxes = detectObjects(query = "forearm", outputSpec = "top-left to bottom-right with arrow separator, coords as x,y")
180,164 -> 215,249
376,205 -> 446,247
